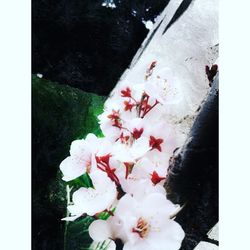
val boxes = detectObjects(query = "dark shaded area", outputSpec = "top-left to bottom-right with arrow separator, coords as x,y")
64,216 -> 95,250
165,76 -> 219,249
32,0 -> 169,95
115,239 -> 124,250
32,76 -> 106,250
206,64 -> 218,86
116,0 -> 170,21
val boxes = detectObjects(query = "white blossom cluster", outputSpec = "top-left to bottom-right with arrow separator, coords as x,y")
60,61 -> 185,250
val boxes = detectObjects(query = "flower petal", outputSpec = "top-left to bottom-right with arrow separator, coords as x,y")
59,156 -> 85,181
89,220 -> 112,242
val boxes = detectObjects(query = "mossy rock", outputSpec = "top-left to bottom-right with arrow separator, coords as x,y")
32,76 -> 106,250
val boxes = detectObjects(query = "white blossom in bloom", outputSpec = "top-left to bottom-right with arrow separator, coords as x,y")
89,193 -> 184,250
125,118 -> 146,138
144,66 -> 182,106
89,219 -> 113,242
98,102 -> 123,142
60,60 -> 186,248
63,171 -> 117,219
113,80 -> 144,103
113,158 -> 167,200
60,138 -> 93,181
119,178 -> 166,201
131,158 -> 167,185
60,134 -> 112,181
143,122 -> 180,164
112,136 -> 151,163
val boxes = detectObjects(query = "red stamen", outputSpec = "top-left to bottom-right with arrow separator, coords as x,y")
145,61 -> 157,80
132,128 -> 144,139
119,132 -> 130,143
149,136 -> 164,152
124,100 -> 135,111
107,110 -> 120,120
96,154 -> 111,165
150,171 -> 166,185
148,61 -> 157,71
96,154 -> 120,186
141,99 -> 159,118
138,93 -> 149,117
132,218 -> 149,238
124,162 -> 134,179
107,110 -> 123,128
121,87 -> 131,98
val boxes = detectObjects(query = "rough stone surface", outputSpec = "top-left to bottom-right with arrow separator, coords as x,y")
165,77 -> 218,250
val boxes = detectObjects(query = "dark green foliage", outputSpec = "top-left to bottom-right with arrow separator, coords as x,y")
64,216 -> 95,250
32,76 -> 106,250
67,173 -> 94,189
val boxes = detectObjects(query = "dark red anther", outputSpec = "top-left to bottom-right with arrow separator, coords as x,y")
96,154 -> 111,165
149,136 -> 164,152
107,110 -> 120,121
150,171 -> 166,185
121,87 -> 132,98
119,132 -> 130,143
149,61 -> 157,71
124,100 -> 135,111
96,154 -> 120,186
132,128 -> 144,139
107,110 -> 123,128
145,61 -> 157,80
124,162 -> 134,179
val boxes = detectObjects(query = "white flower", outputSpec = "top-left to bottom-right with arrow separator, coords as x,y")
115,80 -> 143,103
89,219 -> 113,242
114,157 -> 167,196
64,171 -> 117,219
131,158 -> 167,185
144,67 -> 182,105
98,105 -> 122,142
142,122 -> 180,164
89,193 -> 184,250
112,136 -> 151,163
59,138 -> 93,181
60,60 -> 188,248
120,178 -> 166,200
60,134 -> 113,181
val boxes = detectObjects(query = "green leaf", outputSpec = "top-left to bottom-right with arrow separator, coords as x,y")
32,75 -> 107,249
97,207 -> 116,220
64,216 -> 95,250
67,173 -> 94,189
90,240 -> 114,250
